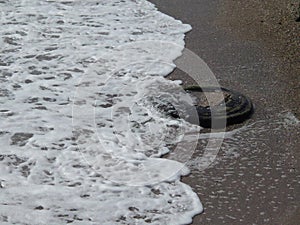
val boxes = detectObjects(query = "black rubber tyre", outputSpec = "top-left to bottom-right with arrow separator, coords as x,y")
184,86 -> 254,128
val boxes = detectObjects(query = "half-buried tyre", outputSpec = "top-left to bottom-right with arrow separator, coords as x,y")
184,86 -> 254,128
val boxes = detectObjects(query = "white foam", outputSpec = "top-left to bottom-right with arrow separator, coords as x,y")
0,0 -> 202,224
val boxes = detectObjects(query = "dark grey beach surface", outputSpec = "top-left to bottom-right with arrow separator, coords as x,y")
150,0 -> 300,224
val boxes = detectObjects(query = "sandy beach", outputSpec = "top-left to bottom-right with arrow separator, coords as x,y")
150,0 -> 300,224
0,1 -> 298,224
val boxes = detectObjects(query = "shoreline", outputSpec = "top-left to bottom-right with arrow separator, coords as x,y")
149,0 -> 300,224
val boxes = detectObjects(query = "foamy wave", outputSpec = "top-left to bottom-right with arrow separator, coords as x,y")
0,0 -> 202,224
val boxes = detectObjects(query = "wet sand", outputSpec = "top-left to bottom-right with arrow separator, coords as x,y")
149,0 -> 300,224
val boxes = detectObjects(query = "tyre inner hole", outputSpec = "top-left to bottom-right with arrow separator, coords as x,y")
188,90 -> 231,108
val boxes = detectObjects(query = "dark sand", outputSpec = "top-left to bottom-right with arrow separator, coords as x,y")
149,0 -> 300,224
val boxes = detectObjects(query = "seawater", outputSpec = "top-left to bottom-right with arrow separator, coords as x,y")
0,0 -> 203,224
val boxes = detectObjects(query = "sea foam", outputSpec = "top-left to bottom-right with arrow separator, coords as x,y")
0,0 -> 202,224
